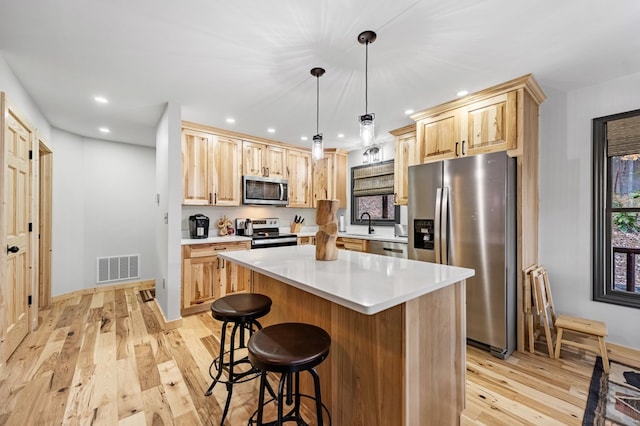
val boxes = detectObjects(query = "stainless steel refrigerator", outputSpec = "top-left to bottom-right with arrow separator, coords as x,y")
408,151 -> 516,358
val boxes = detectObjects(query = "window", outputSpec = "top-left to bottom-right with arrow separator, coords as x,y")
351,159 -> 399,226
593,109 -> 640,308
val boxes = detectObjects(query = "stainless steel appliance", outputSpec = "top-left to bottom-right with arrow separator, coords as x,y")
236,218 -> 298,249
243,176 -> 289,206
188,214 -> 209,239
408,151 -> 516,358
368,240 -> 407,258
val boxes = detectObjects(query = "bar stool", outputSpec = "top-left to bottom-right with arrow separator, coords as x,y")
248,322 -> 331,426
205,293 -> 273,425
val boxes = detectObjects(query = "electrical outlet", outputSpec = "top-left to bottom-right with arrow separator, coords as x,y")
155,193 -> 160,205
164,212 -> 168,224
162,277 -> 166,289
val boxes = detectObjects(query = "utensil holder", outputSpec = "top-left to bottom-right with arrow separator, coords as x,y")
290,222 -> 301,233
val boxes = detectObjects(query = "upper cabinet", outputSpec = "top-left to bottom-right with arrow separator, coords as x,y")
287,149 -> 313,208
243,141 -> 287,179
182,127 -> 242,206
312,149 -> 348,208
391,125 -> 418,206
411,75 -> 539,164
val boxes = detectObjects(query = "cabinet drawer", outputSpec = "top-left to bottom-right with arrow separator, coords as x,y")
298,236 -> 315,245
336,237 -> 369,252
183,241 -> 251,258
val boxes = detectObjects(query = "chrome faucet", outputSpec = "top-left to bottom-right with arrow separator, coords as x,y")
360,212 -> 374,234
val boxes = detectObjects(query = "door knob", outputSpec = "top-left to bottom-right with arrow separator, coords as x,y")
7,245 -> 19,254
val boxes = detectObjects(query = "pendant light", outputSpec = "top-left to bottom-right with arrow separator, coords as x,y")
310,67 -> 326,161
358,30 -> 377,147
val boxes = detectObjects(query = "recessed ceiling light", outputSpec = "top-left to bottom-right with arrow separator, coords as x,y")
457,90 -> 468,97
99,127 -> 110,133
267,128 -> 275,133
225,117 -> 235,124
404,109 -> 414,115
301,136 -> 308,141
94,96 -> 108,104
337,133 -> 344,138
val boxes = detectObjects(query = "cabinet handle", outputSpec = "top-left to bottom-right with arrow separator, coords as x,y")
214,192 -> 217,204
215,247 -> 227,251
455,142 -> 459,157
266,167 -> 270,176
209,192 -> 213,204
7,245 -> 19,254
462,140 -> 466,156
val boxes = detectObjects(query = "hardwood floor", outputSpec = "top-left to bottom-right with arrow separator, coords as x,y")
0,283 -> 602,425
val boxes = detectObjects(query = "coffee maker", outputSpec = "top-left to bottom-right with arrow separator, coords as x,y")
189,214 -> 209,239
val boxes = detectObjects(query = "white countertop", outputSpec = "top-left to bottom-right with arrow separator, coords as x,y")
218,245 -> 474,315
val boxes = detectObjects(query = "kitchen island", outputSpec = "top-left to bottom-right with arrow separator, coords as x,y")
218,245 -> 474,425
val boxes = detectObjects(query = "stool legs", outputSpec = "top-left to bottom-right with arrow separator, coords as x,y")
252,368 -> 326,426
206,319 -> 264,425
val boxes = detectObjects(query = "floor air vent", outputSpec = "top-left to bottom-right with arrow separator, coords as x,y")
97,254 -> 140,284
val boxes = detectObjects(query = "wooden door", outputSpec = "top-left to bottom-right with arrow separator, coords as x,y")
417,109 -> 462,162
38,141 -> 52,308
242,141 -> 265,177
394,130 -> 417,206
265,145 -> 287,179
182,129 -> 214,205
2,96 -> 33,362
464,92 -> 517,156
287,150 -> 312,208
212,135 -> 241,206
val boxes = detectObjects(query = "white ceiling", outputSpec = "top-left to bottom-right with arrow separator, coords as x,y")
1,0 -> 639,149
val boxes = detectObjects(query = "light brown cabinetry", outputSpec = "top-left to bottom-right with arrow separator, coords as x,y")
287,149 -> 313,208
182,128 -> 242,206
243,141 -> 287,179
413,91 -> 516,163
297,236 -> 315,245
336,237 -> 369,252
312,149 -> 348,208
391,125 -> 417,206
181,241 -> 251,315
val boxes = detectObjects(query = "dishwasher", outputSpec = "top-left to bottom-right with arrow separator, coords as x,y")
368,240 -> 408,258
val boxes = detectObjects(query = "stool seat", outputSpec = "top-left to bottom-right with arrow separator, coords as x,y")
210,293 -> 272,322
248,322 -> 331,373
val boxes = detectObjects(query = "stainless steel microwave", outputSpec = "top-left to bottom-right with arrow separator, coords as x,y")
242,175 -> 289,206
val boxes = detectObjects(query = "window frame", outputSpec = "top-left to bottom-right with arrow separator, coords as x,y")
350,160 -> 399,227
593,108 -> 640,309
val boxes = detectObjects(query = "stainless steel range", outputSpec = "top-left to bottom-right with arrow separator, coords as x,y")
235,218 -> 298,249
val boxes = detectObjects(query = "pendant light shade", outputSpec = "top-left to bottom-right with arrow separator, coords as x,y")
358,30 -> 377,147
310,67 -> 325,161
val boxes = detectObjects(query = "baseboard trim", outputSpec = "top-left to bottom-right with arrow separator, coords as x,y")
51,279 -> 155,303
608,341 -> 640,368
149,300 -> 183,330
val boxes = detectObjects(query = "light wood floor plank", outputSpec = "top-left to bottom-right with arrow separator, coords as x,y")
0,282 -> 627,425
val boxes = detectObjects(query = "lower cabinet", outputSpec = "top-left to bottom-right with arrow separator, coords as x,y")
297,236 -> 315,245
336,237 -> 369,252
181,241 -> 251,316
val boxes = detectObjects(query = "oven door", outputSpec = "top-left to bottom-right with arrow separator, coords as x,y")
251,236 -> 298,249
243,176 -> 289,206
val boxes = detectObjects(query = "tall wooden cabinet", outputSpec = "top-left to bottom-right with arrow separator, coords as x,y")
287,149 -> 313,208
312,149 -> 348,208
406,73 -> 546,353
182,127 -> 242,206
391,124 -> 417,206
181,241 -> 251,316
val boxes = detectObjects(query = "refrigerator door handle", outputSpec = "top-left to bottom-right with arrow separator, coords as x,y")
434,187 -> 442,264
441,187 -> 449,265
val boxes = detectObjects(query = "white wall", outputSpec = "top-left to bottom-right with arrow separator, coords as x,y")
0,55 -> 51,143
155,103 -> 182,322
51,129 -> 157,295
539,73 -> 640,349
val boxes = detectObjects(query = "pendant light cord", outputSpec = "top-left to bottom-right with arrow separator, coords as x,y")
365,41 -> 369,115
316,74 -> 320,134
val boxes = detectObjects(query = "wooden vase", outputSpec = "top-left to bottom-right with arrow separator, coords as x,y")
315,199 -> 339,261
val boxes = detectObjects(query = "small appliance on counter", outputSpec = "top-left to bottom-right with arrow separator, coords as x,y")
189,214 -> 210,239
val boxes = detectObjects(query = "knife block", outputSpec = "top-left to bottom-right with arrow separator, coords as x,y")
290,222 -> 301,233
